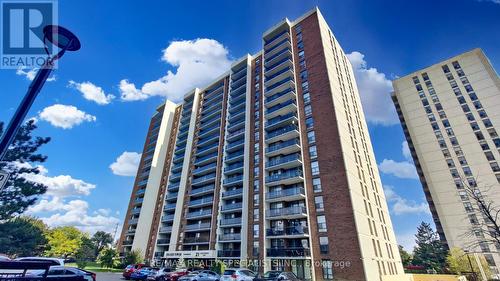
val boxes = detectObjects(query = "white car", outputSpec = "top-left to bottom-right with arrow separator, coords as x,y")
15,257 -> 65,267
179,270 -> 220,281
221,269 -> 256,281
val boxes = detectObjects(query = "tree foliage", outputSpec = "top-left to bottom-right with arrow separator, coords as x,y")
412,222 -> 448,272
124,249 -> 143,265
398,245 -> 412,267
210,260 -> 226,275
0,216 -> 48,257
97,247 -> 119,268
0,120 -> 50,220
75,236 -> 95,268
91,231 -> 114,257
446,247 -> 491,279
45,226 -> 84,258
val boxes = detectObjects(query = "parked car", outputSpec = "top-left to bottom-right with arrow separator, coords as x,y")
253,271 -> 301,281
124,264 -> 147,280
131,267 -> 159,280
178,270 -> 220,281
221,269 -> 256,281
27,266 -> 96,281
15,257 -> 65,266
161,268 -> 191,281
148,267 -> 172,281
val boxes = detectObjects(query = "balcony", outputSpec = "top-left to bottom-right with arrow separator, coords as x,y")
266,186 -> 305,202
266,125 -> 299,143
266,169 -> 303,186
221,202 -> 243,212
185,222 -> 211,231
265,78 -> 295,98
267,153 -> 302,170
135,189 -> 146,196
265,67 -> 293,87
220,217 -> 242,226
126,229 -> 136,234
265,139 -> 301,157
223,175 -> 243,186
197,134 -> 219,148
266,206 -> 307,219
128,218 -> 139,225
183,237 -> 210,244
265,47 -> 292,66
266,226 -> 309,237
192,173 -> 216,186
228,101 -> 246,116
218,250 -> 241,257
226,139 -> 244,152
157,238 -> 170,245
196,142 -> 219,157
264,29 -> 290,50
122,240 -> 133,246
166,191 -> 178,201
131,208 -> 141,215
169,171 -> 182,182
188,197 -> 213,207
164,203 -> 176,211
219,233 -> 241,241
159,226 -> 172,233
133,198 -> 144,205
222,188 -> 243,199
266,248 -> 310,257
226,128 -> 245,141
265,113 -> 298,131
162,214 -> 174,222
191,184 -> 215,196
186,209 -> 212,219
167,182 -> 180,191
193,162 -> 217,176
266,99 -> 297,119
225,151 -> 244,164
194,152 -> 218,166
265,88 -> 295,108
231,66 -> 247,81
265,56 -> 293,77
198,125 -> 220,140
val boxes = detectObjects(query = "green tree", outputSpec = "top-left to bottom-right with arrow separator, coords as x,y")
0,216 -> 48,257
446,247 -> 491,279
398,245 -> 412,267
97,247 -> 118,268
75,236 -> 95,268
124,249 -> 143,265
210,260 -> 226,275
91,231 -> 114,257
412,222 -> 448,272
0,120 -> 50,220
45,226 -> 84,258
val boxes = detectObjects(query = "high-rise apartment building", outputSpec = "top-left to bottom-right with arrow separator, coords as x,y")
118,8 -> 404,281
392,49 -> 500,274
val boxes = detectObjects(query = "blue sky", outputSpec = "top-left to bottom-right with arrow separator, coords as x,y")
1,0 -> 499,250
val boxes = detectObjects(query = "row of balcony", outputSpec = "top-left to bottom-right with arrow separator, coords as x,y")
267,206 -> 307,218
185,222 -> 211,231
188,197 -> 213,207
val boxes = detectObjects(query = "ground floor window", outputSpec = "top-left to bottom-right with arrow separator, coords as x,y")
322,260 -> 334,280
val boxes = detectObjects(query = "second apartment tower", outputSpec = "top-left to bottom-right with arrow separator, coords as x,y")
118,8 -> 404,281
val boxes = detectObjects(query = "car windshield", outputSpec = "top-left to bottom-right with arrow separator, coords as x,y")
240,270 -> 256,277
263,272 -> 281,278
223,270 -> 236,275
126,265 -> 134,269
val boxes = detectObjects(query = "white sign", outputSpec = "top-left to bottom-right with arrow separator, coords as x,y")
0,171 -> 10,190
163,250 -> 216,259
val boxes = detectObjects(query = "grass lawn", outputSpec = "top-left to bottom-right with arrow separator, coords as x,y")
66,262 -> 123,273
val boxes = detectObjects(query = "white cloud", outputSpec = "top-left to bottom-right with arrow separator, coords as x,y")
379,159 -> 419,180
402,141 -> 412,161
110,151 -> 141,176
346,51 -> 398,126
16,67 -> 56,82
384,186 -> 430,216
39,104 -> 96,129
68,80 -> 115,105
478,0 -> 500,4
120,38 -> 232,102
397,232 -> 417,252
22,166 -> 96,198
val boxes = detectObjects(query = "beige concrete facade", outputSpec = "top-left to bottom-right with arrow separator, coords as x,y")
393,49 -> 500,274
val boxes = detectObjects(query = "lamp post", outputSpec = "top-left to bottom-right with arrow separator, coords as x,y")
0,25 -> 81,161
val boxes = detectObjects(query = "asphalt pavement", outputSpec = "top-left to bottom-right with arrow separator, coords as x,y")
96,272 -> 124,281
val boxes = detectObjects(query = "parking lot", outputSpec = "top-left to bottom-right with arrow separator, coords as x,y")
96,272 -> 123,281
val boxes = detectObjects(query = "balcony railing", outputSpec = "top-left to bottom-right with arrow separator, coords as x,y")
267,99 -> 296,115
219,233 -> 241,241
122,240 -> 133,246
218,250 -> 241,257
266,113 -> 297,128
267,153 -> 301,168
266,169 -> 303,183
131,208 -> 141,215
135,189 -> 146,196
266,226 -> 308,236
157,239 -> 170,245
191,185 -> 215,195
220,217 -> 242,226
133,198 -> 144,205
159,226 -> 173,233
193,162 -> 217,175
188,197 -> 213,207
183,237 -> 210,244
266,247 -> 311,257
164,203 -> 176,210
224,163 -> 244,173
186,210 -> 212,219
266,206 -> 306,218
128,218 -> 139,225
267,187 -> 305,200
266,139 -> 300,154
221,202 -> 243,211
185,222 -> 211,231
266,125 -> 299,141
195,152 -> 218,165
192,174 -> 216,185
222,188 -> 243,198
162,214 -> 174,222
223,175 -> 243,185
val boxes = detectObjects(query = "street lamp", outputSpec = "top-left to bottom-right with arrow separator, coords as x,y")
0,25 -> 81,161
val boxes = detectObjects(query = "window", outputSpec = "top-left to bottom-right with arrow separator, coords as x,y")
305,117 -> 314,129
488,128 -> 498,138
315,196 -> 324,211
457,69 -> 465,77
311,161 -> 320,176
442,65 -> 450,73
254,194 -> 260,205
317,215 -> 327,232
253,224 -> 259,238
473,100 -> 482,109
307,131 -> 316,143
457,96 -> 466,104
450,169 -> 460,178
480,141 -> 490,151
450,137 -> 459,146
462,104 -> 471,113
483,119 -> 493,128
422,73 -> 429,81
460,77 -> 469,84
452,61 -> 461,69
458,156 -> 468,166
453,87 -> 462,96
455,179 -> 464,189
470,122 -> 480,131
319,237 -> 329,254
446,159 -> 455,168
303,92 -> 311,104
465,85 -> 474,93
322,260 -> 333,280
412,76 -> 420,84
253,241 -> 259,256
297,41 -> 304,50
298,50 -> 305,60
491,162 -> 500,172
463,167 -> 473,176
434,102 -> 442,110
438,111 -> 447,119
494,138 -> 500,148
299,59 -> 306,71
450,80 -> 458,88
301,81 -> 309,91
478,110 -> 488,119
442,119 -> 451,128
485,151 -> 495,161
313,178 -> 322,192
304,105 -> 312,116
300,70 -> 308,80
309,145 -> 317,158
296,32 -> 303,42
446,73 -> 454,81
416,84 -> 423,91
